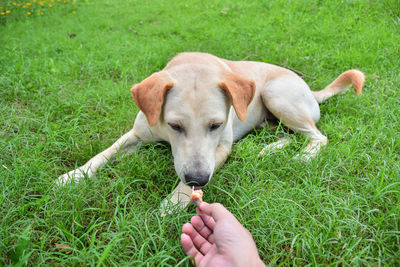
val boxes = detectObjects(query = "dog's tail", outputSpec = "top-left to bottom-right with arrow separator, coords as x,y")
312,70 -> 365,104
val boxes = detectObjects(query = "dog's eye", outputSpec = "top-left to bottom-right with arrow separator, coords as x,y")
168,123 -> 183,133
209,123 -> 222,131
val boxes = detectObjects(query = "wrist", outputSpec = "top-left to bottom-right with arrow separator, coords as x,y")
233,255 -> 264,267
254,258 -> 265,267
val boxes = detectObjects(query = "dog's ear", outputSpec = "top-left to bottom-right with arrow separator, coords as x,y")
131,71 -> 174,126
218,73 -> 255,121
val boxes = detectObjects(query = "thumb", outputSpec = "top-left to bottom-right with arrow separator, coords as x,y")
197,202 -> 235,222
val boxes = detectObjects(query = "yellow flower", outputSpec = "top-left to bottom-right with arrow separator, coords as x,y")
1,12 -> 5,15
72,1 -> 76,5
27,11 -> 31,15
49,4 -> 52,7
72,10 -> 76,14
33,0 -> 36,2
27,3 -> 32,6
6,10 -> 11,14
38,1 -> 44,6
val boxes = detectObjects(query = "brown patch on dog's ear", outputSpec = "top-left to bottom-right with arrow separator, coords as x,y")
131,71 -> 174,126
218,73 -> 255,121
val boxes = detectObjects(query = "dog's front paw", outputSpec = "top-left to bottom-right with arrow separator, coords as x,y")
159,197 -> 190,217
159,181 -> 192,216
55,168 -> 87,186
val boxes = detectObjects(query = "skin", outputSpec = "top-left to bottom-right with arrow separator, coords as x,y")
181,202 -> 265,267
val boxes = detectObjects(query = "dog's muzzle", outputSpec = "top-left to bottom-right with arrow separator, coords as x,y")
184,172 -> 210,187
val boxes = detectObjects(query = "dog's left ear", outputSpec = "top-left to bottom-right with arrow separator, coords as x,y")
131,71 -> 174,126
218,73 -> 255,121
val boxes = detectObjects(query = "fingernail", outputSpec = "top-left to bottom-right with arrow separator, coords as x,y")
196,202 -> 208,213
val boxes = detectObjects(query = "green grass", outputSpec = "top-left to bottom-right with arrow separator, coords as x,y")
1,0 -> 399,265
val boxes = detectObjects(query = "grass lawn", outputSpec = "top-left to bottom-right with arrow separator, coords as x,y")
1,0 -> 399,265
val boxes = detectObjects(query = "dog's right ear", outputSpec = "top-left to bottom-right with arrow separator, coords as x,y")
131,71 -> 174,126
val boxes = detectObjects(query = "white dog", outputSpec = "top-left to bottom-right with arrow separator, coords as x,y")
57,52 -> 364,213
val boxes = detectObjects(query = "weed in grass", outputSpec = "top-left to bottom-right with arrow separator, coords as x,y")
0,0 -> 89,22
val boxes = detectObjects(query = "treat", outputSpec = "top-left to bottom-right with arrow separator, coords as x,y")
190,187 -> 203,206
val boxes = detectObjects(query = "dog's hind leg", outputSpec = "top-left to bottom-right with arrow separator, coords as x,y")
56,129 -> 143,186
258,137 -> 291,157
293,120 -> 327,160
261,75 -> 327,160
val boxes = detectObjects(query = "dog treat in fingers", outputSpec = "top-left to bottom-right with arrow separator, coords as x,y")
190,187 -> 203,206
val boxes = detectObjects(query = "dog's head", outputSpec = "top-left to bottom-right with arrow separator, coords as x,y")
131,66 -> 255,187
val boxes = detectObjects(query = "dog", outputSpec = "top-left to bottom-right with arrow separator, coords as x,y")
57,52 -> 364,214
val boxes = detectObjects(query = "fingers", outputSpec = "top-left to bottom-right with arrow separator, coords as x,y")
196,210 -> 216,231
197,202 -> 235,222
200,214 -> 216,231
182,222 -> 214,255
181,233 -> 203,263
191,215 -> 215,244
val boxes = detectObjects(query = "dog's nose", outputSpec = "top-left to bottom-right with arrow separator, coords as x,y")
184,172 -> 210,187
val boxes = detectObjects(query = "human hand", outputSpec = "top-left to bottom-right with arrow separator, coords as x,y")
181,202 -> 265,267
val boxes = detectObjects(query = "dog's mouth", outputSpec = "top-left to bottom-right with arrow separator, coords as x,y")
185,180 -> 204,190
189,184 -> 202,191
